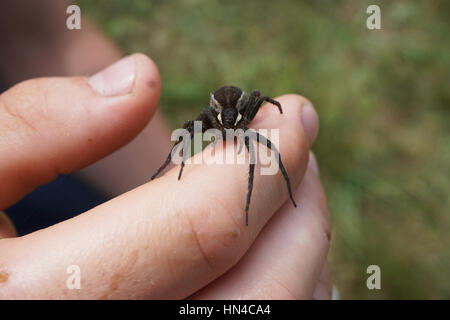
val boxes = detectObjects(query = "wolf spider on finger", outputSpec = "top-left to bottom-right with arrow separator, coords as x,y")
151,85 -> 296,226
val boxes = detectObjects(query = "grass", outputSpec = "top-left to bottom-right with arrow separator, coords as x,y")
77,0 -> 450,299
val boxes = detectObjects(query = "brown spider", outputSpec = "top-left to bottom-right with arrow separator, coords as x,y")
151,85 -> 296,226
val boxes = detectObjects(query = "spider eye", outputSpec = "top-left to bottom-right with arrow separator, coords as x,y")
235,112 -> 242,125
217,113 -> 222,124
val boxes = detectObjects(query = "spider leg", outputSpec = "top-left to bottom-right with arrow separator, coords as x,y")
151,138 -> 183,180
241,90 -> 260,123
178,108 -> 216,180
206,109 -> 223,149
236,129 -> 245,154
242,91 -> 283,124
254,131 -> 297,208
151,119 -> 195,180
201,107 -> 221,130
244,133 -> 256,226
258,96 -> 283,114
248,96 -> 283,120
178,143 -> 188,180
152,107 -> 216,180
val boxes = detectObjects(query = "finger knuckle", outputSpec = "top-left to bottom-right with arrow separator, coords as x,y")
178,193 -> 247,272
0,79 -> 51,134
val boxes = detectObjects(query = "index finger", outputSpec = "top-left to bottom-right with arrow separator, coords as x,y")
0,94 -> 312,299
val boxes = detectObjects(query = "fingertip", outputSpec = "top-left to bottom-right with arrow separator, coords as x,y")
308,151 -> 320,176
249,93 -> 312,216
125,53 -> 161,123
131,53 -> 161,98
85,53 -> 162,150
264,94 -> 319,147
87,53 -> 161,122
301,102 -> 319,147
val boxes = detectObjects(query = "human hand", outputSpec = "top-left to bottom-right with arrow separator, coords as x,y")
0,54 -> 330,299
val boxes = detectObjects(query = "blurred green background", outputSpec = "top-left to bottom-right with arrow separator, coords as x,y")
77,0 -> 450,299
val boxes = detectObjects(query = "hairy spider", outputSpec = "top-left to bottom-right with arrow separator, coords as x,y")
151,85 -> 296,226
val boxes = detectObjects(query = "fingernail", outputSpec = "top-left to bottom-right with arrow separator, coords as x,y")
308,151 -> 320,176
88,55 -> 135,96
301,102 -> 319,147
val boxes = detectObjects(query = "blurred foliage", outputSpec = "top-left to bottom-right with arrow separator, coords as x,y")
77,0 -> 450,299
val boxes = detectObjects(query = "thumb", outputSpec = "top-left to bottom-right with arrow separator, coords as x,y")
0,53 -> 160,209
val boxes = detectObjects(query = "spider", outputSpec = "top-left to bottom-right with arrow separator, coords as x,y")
151,85 -> 296,226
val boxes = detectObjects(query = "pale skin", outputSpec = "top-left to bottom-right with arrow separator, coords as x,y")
0,1 -> 331,299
